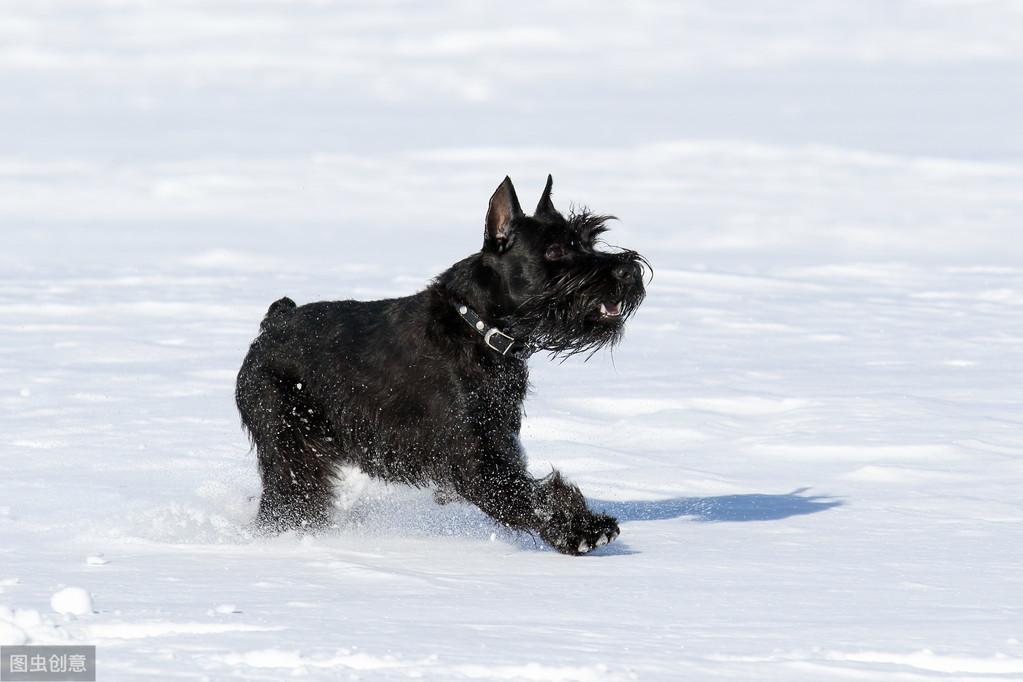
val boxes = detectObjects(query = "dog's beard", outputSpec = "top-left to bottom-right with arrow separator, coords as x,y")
507,253 -> 647,359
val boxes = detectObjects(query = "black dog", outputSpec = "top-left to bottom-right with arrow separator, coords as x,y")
236,176 -> 646,554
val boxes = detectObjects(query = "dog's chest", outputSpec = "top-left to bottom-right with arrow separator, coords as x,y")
462,360 -> 529,420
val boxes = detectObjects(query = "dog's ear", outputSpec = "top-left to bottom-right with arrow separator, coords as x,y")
485,176 -> 523,250
534,174 -> 561,220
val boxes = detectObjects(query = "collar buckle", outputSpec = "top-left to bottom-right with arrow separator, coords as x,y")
455,302 -> 528,359
483,327 -> 516,355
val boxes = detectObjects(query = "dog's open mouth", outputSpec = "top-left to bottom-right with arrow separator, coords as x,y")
598,301 -> 623,318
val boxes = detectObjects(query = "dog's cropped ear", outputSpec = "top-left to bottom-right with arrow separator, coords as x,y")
534,174 -> 562,221
485,176 -> 523,250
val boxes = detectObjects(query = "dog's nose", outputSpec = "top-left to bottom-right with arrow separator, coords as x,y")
613,262 -> 640,284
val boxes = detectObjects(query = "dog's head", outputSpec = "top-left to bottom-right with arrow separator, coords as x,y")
480,175 -> 648,357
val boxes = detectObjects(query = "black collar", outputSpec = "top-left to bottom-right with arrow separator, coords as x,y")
455,303 -> 531,359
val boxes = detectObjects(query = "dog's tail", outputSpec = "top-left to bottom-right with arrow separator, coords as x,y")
260,296 -> 297,334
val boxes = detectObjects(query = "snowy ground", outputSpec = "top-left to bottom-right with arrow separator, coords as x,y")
2,1 -> 1023,680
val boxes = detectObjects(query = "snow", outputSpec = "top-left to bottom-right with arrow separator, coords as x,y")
49,587 -> 94,616
0,606 -> 73,646
1,0 -> 1022,680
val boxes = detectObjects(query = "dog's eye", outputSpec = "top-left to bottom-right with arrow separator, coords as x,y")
545,244 -> 567,261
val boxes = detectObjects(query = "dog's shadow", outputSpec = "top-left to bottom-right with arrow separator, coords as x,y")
591,487 -> 842,524
320,485 -> 840,558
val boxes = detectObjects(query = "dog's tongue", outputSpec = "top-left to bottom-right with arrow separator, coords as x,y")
599,301 -> 622,317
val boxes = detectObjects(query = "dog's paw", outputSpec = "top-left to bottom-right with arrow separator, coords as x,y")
548,513 -> 620,556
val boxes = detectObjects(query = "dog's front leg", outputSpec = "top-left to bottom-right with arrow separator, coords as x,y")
455,447 -> 619,555
532,470 -> 620,555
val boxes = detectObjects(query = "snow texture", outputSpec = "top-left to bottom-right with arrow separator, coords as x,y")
1,1 -> 1021,680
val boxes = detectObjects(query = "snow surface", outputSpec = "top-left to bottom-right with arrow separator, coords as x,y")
2,1 -> 1022,680
49,587 -> 95,617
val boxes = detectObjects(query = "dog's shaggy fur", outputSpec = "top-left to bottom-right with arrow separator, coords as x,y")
236,176 -> 647,554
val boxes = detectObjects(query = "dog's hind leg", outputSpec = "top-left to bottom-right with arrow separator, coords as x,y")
236,360 -> 336,533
